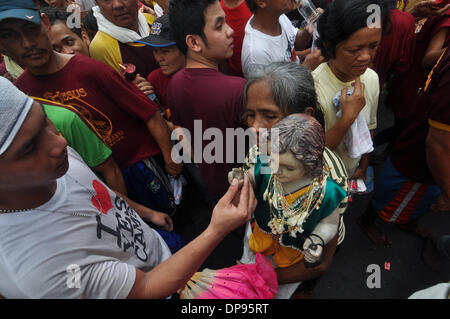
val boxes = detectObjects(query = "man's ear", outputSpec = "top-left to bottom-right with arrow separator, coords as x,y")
185,34 -> 202,54
304,106 -> 316,117
40,13 -> 51,32
255,0 -> 267,9
81,30 -> 91,48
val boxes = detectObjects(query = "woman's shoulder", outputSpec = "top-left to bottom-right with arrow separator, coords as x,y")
311,62 -> 328,79
361,67 -> 380,85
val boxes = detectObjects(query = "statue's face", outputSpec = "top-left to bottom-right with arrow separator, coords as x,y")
269,149 -> 305,184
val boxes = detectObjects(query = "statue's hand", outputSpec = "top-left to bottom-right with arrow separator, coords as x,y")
228,169 -> 246,206
303,237 -> 324,264
228,168 -> 245,186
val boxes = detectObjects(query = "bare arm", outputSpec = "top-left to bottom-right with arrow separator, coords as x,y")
302,49 -> 325,71
409,1 -> 450,22
295,29 -> 312,51
127,177 -> 257,298
426,126 -> 450,212
112,189 -> 173,231
93,156 -> 128,196
146,111 -> 183,177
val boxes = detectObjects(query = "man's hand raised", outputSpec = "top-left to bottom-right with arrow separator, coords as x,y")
208,176 -> 257,238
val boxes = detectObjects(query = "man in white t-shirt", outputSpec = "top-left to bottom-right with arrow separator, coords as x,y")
0,77 -> 256,299
241,0 -> 323,78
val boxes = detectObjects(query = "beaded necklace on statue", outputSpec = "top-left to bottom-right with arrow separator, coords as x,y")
263,166 -> 328,238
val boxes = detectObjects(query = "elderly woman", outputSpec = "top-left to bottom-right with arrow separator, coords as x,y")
237,62 -> 349,299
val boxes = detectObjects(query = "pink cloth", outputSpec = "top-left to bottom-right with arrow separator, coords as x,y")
182,253 -> 278,299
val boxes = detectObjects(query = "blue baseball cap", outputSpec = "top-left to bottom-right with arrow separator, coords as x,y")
0,0 -> 41,25
136,15 -> 176,47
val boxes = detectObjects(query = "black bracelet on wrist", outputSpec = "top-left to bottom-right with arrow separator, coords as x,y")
309,234 -> 325,248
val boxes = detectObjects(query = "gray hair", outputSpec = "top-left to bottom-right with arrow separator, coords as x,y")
244,62 -> 318,116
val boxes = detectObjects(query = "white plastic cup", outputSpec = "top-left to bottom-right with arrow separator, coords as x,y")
297,0 -> 321,51
297,0 -> 321,25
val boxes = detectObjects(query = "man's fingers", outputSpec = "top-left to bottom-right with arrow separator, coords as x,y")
237,176 -> 250,211
438,4 -> 450,15
354,77 -> 365,96
340,87 -> 349,102
220,178 -> 240,204
247,180 -> 257,214
353,76 -> 361,90
165,216 -> 174,232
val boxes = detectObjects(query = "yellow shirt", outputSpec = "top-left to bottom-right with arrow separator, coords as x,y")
312,62 -> 379,176
89,13 -> 156,74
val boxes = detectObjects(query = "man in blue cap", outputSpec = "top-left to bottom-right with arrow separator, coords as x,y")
0,0 -> 41,24
135,14 -> 186,124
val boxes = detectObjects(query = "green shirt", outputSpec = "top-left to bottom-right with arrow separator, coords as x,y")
43,104 -> 112,167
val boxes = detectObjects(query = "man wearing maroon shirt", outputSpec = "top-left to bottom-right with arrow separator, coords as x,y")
0,1 -> 182,216
168,0 -> 248,204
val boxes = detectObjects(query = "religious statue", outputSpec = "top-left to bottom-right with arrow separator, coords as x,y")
230,114 -> 348,268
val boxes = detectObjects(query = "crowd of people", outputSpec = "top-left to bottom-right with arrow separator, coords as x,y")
0,0 -> 448,299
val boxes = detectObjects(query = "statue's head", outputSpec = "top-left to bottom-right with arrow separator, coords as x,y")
266,113 -> 325,182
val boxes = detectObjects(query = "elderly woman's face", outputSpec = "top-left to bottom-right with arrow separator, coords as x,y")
246,80 -> 284,134
330,27 -> 381,82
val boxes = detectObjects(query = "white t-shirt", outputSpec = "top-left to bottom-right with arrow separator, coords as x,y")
241,14 -> 299,78
312,62 -> 380,176
0,148 -> 171,299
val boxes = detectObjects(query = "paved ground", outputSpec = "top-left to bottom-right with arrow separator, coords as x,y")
312,97 -> 450,299
171,96 -> 450,299
311,192 -> 450,299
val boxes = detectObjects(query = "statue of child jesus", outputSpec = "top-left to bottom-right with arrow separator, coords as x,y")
230,114 -> 348,268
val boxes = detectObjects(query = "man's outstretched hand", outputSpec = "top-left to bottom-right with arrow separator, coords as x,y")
208,176 -> 257,238
409,0 -> 450,20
